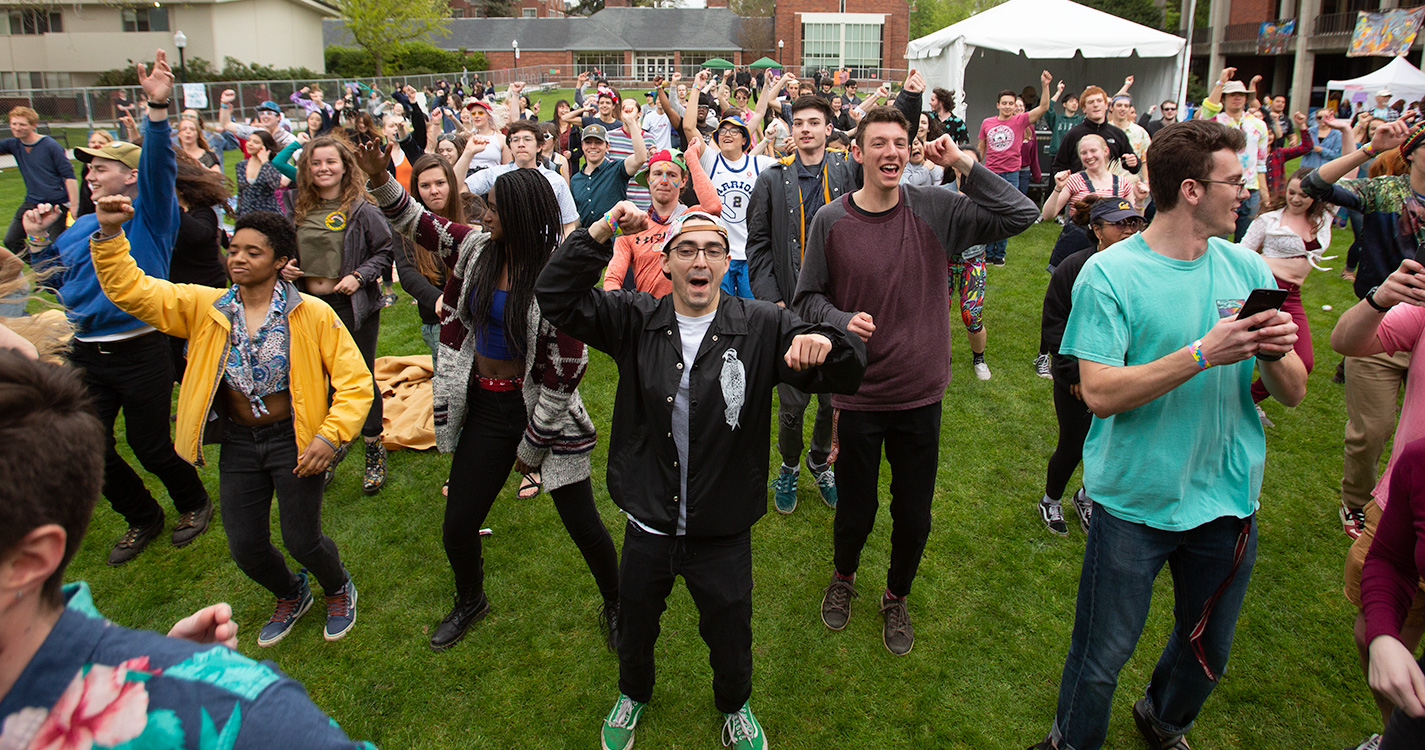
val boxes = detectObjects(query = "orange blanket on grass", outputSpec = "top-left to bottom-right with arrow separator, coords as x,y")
376,355 -> 435,451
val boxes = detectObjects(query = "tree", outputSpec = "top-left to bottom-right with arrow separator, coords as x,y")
909,0 -> 1007,41
1077,0 -> 1164,29
337,0 -> 452,76
732,0 -> 774,62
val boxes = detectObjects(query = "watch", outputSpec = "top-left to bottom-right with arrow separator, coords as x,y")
1366,285 -> 1395,313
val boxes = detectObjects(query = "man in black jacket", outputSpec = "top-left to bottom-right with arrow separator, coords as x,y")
1051,85 -> 1141,176
537,204 -> 865,750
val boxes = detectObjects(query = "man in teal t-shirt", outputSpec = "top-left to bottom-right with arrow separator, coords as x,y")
1031,120 -> 1308,750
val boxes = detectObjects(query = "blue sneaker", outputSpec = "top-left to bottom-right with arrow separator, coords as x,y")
809,459 -> 837,509
772,465 -> 798,514
601,693 -> 646,750
257,571 -> 313,647
323,575 -> 358,641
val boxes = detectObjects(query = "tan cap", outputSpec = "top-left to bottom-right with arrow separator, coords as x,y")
75,141 -> 140,169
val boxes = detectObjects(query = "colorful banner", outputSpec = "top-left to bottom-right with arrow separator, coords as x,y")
1349,8 -> 1425,57
1257,19 -> 1295,55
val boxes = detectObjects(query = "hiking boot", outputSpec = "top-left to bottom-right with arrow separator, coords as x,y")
1133,697 -> 1191,749
323,441 -> 350,487
257,571 -> 313,646
1070,488 -> 1093,534
362,439 -> 387,495
600,598 -> 620,653
809,459 -> 837,509
721,702 -> 767,750
973,361 -> 992,380
1039,498 -> 1068,536
1034,353 -> 1052,379
430,591 -> 489,650
107,517 -> 163,566
880,592 -> 914,656
1341,503 -> 1367,541
772,465 -> 798,514
601,693 -> 646,750
324,576 -> 358,641
171,498 -> 213,547
821,573 -> 856,630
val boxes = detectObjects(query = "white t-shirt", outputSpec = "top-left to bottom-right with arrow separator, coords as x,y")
464,162 -> 579,228
641,110 -> 672,151
629,309 -> 715,536
700,149 -> 774,261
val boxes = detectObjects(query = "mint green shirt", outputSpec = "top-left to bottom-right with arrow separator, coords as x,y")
1060,234 -> 1276,531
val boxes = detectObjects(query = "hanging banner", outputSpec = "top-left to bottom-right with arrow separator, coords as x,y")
1349,8 -> 1425,57
1257,20 -> 1295,55
181,83 -> 207,109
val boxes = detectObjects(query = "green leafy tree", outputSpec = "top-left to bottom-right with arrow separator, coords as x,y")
1077,0 -> 1164,29
336,0 -> 453,75
910,0 -> 1007,41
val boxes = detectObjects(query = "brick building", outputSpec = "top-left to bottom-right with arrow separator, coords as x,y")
774,0 -> 910,74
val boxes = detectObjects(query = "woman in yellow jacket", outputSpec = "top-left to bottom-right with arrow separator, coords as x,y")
88,195 -> 373,648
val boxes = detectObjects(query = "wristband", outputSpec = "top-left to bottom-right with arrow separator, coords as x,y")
351,270 -> 364,285
1362,144 -> 1379,158
603,210 -> 624,237
24,234 -> 50,246
1187,339 -> 1212,370
220,102 -> 233,109
147,100 -> 170,109
1366,285 -> 1395,313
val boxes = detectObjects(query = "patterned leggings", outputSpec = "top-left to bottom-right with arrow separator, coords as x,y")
947,257 -> 986,333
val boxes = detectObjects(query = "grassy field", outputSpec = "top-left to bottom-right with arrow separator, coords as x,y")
1,152 -> 1391,749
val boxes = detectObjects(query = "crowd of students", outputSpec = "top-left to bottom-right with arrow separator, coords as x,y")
4,46 -> 1425,750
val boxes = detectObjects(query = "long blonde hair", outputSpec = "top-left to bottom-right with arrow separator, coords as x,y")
292,136 -> 368,226
0,254 -> 71,364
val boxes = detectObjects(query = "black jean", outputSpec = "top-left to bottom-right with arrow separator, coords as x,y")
832,402 -> 942,598
1045,381 -> 1094,501
5,201 -> 68,255
70,332 -> 209,528
219,420 -> 348,597
318,291 -> 382,439
443,382 -> 618,603
1382,654 -> 1425,749
617,522 -> 753,714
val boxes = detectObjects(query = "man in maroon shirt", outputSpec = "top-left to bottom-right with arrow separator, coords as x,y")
795,105 -> 1037,654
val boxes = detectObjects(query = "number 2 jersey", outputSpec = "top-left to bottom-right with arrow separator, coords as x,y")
701,149 -> 775,261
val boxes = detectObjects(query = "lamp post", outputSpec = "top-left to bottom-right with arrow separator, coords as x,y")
173,30 -> 186,89
513,39 -> 520,64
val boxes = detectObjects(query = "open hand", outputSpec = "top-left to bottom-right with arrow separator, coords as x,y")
354,139 -> 394,179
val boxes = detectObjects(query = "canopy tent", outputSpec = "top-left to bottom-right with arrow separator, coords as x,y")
749,57 -> 783,70
1327,56 -> 1425,110
702,57 -> 735,70
905,0 -> 1186,127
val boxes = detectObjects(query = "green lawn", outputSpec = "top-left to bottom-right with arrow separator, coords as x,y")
4,157 -> 1389,749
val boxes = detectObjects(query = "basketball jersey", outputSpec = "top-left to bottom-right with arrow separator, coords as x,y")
704,151 -> 773,261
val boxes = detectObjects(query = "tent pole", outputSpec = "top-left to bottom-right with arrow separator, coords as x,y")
1178,0 -> 1197,110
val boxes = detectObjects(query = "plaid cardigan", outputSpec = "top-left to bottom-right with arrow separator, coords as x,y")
370,178 -> 596,489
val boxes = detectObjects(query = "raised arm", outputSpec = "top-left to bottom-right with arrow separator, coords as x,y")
620,102 -> 648,177
87,196 -> 199,338
1027,70 -> 1053,124
135,51 -> 180,252
357,140 -> 486,271
536,201 -> 651,358
685,138 -> 720,215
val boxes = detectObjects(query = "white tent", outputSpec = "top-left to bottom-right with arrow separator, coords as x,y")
905,0 -> 1187,127
1327,56 -> 1425,109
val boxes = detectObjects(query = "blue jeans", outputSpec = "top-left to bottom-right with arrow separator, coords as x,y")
420,322 -> 440,369
1050,508 -> 1258,750
720,259 -> 754,298
1232,189 -> 1260,243
985,170 -> 1024,261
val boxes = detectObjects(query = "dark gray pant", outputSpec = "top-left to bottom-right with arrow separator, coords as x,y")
776,383 -> 832,470
317,291 -> 382,439
219,420 -> 348,598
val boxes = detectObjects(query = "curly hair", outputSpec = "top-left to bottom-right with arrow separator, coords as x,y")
1265,166 -> 1327,231
233,210 -> 298,262
292,136 -> 368,227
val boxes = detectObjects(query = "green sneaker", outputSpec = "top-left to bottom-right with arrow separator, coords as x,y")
601,693 -> 645,750
772,465 -> 798,514
721,703 -> 767,750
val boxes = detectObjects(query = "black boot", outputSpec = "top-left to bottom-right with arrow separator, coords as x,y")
429,592 -> 489,651
599,598 -> 620,653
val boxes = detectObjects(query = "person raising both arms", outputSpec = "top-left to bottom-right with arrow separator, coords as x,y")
602,140 -> 721,296
217,90 -> 296,150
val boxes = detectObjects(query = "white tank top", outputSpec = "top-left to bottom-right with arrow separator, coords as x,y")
468,134 -> 503,172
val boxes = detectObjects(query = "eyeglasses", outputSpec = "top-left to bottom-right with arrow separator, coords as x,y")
1196,177 -> 1252,193
716,126 -> 744,136
670,242 -> 728,261
1161,106 -> 1177,111
1109,218 -> 1146,231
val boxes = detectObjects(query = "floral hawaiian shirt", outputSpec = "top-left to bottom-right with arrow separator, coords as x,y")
0,583 -> 375,750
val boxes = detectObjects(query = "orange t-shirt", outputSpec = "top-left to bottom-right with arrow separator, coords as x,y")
602,142 -> 722,296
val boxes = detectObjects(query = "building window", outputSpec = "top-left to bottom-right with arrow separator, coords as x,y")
678,51 -> 722,77
573,51 -> 624,75
7,8 -> 61,35
452,7 -> 464,16
634,52 -> 674,80
522,7 -> 536,16
122,6 -> 169,32
801,21 -> 881,75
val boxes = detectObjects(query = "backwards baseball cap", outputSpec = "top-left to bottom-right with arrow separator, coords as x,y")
657,210 -> 730,255
635,148 -> 688,187
75,140 -> 140,169
581,124 -> 609,143
1089,197 -> 1144,224
1401,122 -> 1425,159
255,100 -> 282,115
1220,81 -> 1250,96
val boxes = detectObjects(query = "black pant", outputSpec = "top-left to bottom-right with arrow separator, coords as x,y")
1383,654 -> 1425,749
4,201 -> 68,255
832,402 -> 942,598
70,332 -> 209,528
443,383 -> 618,603
219,420 -> 348,597
1045,381 -> 1093,501
318,292 -> 382,439
617,522 -> 753,714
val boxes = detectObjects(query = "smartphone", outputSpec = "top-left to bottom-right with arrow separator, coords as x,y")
1236,287 -> 1289,361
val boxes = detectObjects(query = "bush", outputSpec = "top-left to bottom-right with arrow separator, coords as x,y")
95,56 -> 321,86
325,43 -> 488,78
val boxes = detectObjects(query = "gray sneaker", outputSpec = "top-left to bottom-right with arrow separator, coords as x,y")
820,574 -> 857,630
880,593 -> 914,656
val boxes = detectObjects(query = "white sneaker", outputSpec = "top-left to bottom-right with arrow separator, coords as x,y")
1350,734 -> 1382,750
973,361 -> 991,380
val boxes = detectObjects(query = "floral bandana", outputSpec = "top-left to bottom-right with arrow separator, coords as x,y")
217,283 -> 291,418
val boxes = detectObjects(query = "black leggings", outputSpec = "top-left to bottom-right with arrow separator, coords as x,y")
443,381 -> 619,604
1044,380 -> 1093,501
318,292 -> 382,439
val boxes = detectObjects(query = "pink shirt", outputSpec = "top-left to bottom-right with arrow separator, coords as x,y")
979,113 -> 1030,173
1372,304 -> 1425,508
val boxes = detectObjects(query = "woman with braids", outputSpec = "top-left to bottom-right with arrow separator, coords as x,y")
282,135 -> 395,494
236,129 -> 283,216
354,140 -> 620,653
167,159 -> 233,378
1036,194 -> 1145,536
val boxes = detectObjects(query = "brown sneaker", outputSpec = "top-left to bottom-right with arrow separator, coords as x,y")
820,573 -> 857,630
108,518 -> 163,566
171,498 -> 213,547
880,593 -> 914,656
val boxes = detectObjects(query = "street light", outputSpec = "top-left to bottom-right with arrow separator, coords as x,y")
173,30 -> 186,88
512,39 -> 520,63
